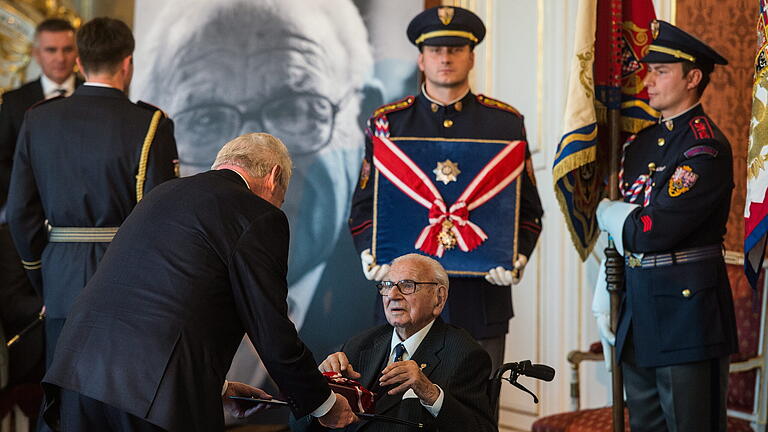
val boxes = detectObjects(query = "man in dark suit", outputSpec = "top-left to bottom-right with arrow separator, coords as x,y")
0,17 -> 82,390
309,253 -> 495,431
594,21 -> 737,431
42,133 -> 358,432
6,17 -> 178,369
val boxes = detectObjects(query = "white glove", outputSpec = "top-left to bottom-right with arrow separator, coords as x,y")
360,249 -> 390,281
592,257 -> 615,371
595,198 -> 639,256
485,255 -> 527,286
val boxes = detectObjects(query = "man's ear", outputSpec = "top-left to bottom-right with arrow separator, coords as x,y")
122,55 -> 133,74
434,285 -> 447,310
75,57 -> 86,79
266,165 -> 282,192
685,67 -> 702,91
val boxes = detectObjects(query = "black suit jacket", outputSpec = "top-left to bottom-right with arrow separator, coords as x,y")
0,77 -> 83,210
338,318 -> 495,432
43,170 -> 332,432
6,85 -> 177,310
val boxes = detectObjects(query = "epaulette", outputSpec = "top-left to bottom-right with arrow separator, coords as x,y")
137,100 -> 167,118
28,95 -> 64,111
372,95 -> 415,118
476,94 -> 521,116
689,116 -> 713,140
684,144 -> 719,159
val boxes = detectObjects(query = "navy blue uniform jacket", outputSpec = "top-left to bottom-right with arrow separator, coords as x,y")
616,104 -> 738,367
6,85 -> 177,315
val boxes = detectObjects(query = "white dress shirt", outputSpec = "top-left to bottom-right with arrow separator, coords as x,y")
41,74 -> 76,99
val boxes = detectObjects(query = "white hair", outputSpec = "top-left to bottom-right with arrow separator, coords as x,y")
212,133 -> 293,189
391,253 -> 449,289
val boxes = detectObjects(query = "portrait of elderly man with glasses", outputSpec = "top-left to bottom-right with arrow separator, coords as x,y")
131,0 -> 378,395
303,254 -> 495,432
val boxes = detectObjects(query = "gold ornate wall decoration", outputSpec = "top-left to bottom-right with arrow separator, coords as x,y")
0,0 -> 80,95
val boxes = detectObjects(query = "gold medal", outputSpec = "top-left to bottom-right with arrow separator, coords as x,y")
437,219 -> 457,250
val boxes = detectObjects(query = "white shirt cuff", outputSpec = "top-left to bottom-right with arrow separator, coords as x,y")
310,392 -> 336,418
420,385 -> 444,417
221,380 -> 229,396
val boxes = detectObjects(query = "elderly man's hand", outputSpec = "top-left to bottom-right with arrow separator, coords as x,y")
317,393 -> 359,428
379,360 -> 440,405
222,381 -> 274,418
319,352 -> 361,379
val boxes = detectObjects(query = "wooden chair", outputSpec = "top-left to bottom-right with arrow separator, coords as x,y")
532,263 -> 767,432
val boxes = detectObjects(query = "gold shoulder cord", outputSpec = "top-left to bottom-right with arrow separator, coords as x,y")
136,110 -> 163,202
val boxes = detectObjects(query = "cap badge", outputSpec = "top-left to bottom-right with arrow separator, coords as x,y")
438,7 -> 454,25
651,20 -> 660,39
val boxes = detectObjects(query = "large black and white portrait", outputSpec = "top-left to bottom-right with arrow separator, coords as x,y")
132,0 -> 419,422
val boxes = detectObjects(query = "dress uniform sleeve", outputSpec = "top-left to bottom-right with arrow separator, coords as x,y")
6,118 -> 45,295
0,95 -> 18,208
348,121 -> 375,254
229,208 -> 331,418
622,142 -> 730,253
143,117 -> 179,192
516,130 -> 543,258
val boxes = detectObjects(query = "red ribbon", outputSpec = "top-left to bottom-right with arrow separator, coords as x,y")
373,136 -> 526,257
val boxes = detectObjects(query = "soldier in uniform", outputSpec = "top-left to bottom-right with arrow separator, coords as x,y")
6,17 -> 178,368
594,20 -> 738,431
0,18 -> 83,392
349,6 -> 543,372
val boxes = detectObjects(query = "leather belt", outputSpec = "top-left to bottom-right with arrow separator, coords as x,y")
49,226 -> 119,243
625,244 -> 723,269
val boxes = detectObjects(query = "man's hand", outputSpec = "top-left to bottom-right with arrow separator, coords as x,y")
379,360 -> 439,405
319,352 -> 361,379
222,381 -> 274,418
360,248 -> 390,281
317,393 -> 359,428
485,254 -> 528,286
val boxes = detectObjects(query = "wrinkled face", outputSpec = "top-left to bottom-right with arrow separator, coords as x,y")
163,14 -> 363,282
418,44 -> 474,89
382,260 -> 441,339
643,62 -> 693,115
33,30 -> 77,84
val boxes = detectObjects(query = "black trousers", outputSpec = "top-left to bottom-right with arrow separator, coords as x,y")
622,333 -> 729,432
58,389 -> 166,432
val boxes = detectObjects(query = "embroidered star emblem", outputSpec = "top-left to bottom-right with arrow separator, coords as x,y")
433,159 -> 461,184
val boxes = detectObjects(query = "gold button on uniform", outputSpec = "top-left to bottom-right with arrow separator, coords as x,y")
657,138 -> 665,146
682,289 -> 692,298
443,119 -> 454,128
431,103 -> 438,112
648,162 -> 656,171
454,101 -> 463,111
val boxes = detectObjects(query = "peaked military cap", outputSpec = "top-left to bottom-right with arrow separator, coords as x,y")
641,20 -> 727,73
407,6 -> 486,47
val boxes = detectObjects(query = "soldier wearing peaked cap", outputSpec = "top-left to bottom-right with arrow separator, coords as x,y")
595,20 -> 737,432
5,17 -> 179,377
349,6 -> 543,376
